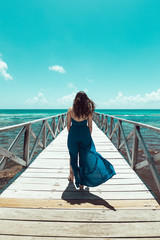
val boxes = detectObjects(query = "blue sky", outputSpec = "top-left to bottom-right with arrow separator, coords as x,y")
0,0 -> 160,109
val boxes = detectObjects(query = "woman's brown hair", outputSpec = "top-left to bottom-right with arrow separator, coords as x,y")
73,91 -> 95,119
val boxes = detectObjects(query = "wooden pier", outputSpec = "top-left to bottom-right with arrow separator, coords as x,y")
0,114 -> 160,239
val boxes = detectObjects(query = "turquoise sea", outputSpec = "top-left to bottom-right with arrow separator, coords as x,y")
0,109 -> 67,128
0,109 -> 160,128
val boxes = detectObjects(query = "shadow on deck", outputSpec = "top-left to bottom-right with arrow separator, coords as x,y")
62,181 -> 116,211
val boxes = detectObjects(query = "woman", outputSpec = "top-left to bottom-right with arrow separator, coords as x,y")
67,91 -> 116,190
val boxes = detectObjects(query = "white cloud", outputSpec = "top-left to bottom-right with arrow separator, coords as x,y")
49,65 -> 66,73
57,92 -> 76,107
27,92 -> 48,105
97,89 -> 160,108
0,55 -> 13,80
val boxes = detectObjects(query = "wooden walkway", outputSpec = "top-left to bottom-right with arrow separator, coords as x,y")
0,122 -> 160,239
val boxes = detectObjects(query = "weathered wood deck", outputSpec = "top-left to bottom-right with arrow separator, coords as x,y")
0,122 -> 160,239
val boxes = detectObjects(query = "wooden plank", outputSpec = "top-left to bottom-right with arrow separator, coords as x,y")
45,146 -> 117,152
8,183 -> 148,192
0,208 -> 160,222
10,177 -> 144,185
24,167 -> 136,173
29,161 -> 129,169
37,152 -> 123,158
27,163 -> 132,171
0,198 -> 159,209
0,237 -> 160,240
23,166 -> 136,173
0,220 -> 160,237
17,172 -> 138,179
32,158 -> 127,165
1,189 -> 153,199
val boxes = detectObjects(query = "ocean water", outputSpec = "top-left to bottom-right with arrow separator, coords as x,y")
0,109 -> 67,128
0,109 -> 160,128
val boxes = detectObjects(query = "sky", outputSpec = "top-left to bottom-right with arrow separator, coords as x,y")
0,0 -> 160,109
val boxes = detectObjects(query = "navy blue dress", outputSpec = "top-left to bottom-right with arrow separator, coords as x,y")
67,118 -> 116,188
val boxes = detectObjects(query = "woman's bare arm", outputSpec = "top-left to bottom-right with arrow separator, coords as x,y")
67,107 -> 72,132
88,114 -> 92,134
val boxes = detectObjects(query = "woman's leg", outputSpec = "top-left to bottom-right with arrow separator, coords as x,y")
68,158 -> 74,182
79,184 -> 84,190
68,129 -> 82,188
69,151 -> 81,188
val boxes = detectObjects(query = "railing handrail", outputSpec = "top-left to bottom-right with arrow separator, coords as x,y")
95,111 -> 160,133
0,112 -> 67,133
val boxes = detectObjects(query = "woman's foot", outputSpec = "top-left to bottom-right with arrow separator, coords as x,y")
68,171 -> 74,182
79,184 -> 84,190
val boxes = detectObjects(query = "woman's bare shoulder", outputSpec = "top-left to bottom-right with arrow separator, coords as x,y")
67,107 -> 73,117
68,107 -> 73,112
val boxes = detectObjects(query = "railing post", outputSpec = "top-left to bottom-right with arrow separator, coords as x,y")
101,115 -> 104,130
97,114 -> 99,126
58,116 -> 61,133
23,124 -> 31,166
117,120 -> 121,150
65,113 -> 67,126
131,126 -> 139,169
95,113 -> 97,124
53,117 -> 55,136
110,117 -> 113,137
62,115 -> 64,129
105,116 -> 108,134
43,120 -> 46,149
98,114 -> 100,127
